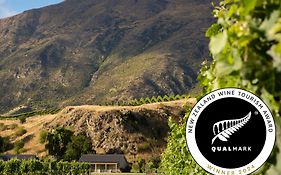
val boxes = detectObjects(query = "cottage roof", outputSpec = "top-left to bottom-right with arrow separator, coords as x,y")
0,154 -> 37,161
79,154 -> 128,169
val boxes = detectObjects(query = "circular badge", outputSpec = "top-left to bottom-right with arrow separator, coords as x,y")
186,88 -> 275,175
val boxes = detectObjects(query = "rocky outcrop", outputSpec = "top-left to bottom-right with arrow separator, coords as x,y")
44,99 -> 194,161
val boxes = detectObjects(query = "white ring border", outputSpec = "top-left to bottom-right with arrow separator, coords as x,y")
186,88 -> 276,175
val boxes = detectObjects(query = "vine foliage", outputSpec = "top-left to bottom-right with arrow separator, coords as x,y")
0,159 -> 90,175
161,0 -> 281,174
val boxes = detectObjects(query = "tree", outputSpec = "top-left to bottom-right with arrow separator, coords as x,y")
64,134 -> 93,161
18,115 -> 26,124
0,136 -> 11,153
45,128 -> 73,159
45,128 -> 94,161
161,0 -> 281,174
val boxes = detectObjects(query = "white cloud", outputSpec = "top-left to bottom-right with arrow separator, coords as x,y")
0,0 -> 17,19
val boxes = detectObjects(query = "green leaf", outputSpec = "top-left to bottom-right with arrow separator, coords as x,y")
206,24 -> 221,37
267,43 -> 281,72
164,0 -> 281,174
227,4 -> 238,18
241,0 -> 257,15
210,30 -> 228,55
260,10 -> 280,35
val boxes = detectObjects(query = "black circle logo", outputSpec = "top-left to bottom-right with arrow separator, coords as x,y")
186,88 -> 275,175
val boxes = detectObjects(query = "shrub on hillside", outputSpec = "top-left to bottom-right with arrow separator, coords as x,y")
7,124 -> 18,130
13,140 -> 25,154
39,130 -> 48,144
0,123 -> 7,131
14,127 -> 27,137
136,143 -> 150,153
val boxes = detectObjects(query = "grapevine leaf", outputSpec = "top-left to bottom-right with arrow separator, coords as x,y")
241,0 -> 257,15
268,43 -> 281,72
260,10 -> 280,38
206,24 -> 221,37
210,30 -> 227,55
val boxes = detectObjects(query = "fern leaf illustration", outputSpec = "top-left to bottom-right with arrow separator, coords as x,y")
211,112 -> 251,144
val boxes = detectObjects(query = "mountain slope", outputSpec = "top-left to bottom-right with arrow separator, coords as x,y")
0,0 -> 213,113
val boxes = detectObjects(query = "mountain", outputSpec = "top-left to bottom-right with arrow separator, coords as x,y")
0,0 -> 213,113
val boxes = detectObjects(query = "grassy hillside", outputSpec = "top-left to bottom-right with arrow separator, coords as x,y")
0,98 -> 195,163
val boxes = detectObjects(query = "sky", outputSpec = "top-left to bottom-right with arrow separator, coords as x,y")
0,0 -> 63,19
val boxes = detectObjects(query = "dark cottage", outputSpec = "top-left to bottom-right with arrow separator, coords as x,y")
79,154 -> 129,173
0,154 -> 37,161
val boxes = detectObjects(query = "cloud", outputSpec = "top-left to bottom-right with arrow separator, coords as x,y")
0,0 -> 17,19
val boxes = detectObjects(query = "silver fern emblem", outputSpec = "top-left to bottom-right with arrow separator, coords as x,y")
211,112 -> 252,144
